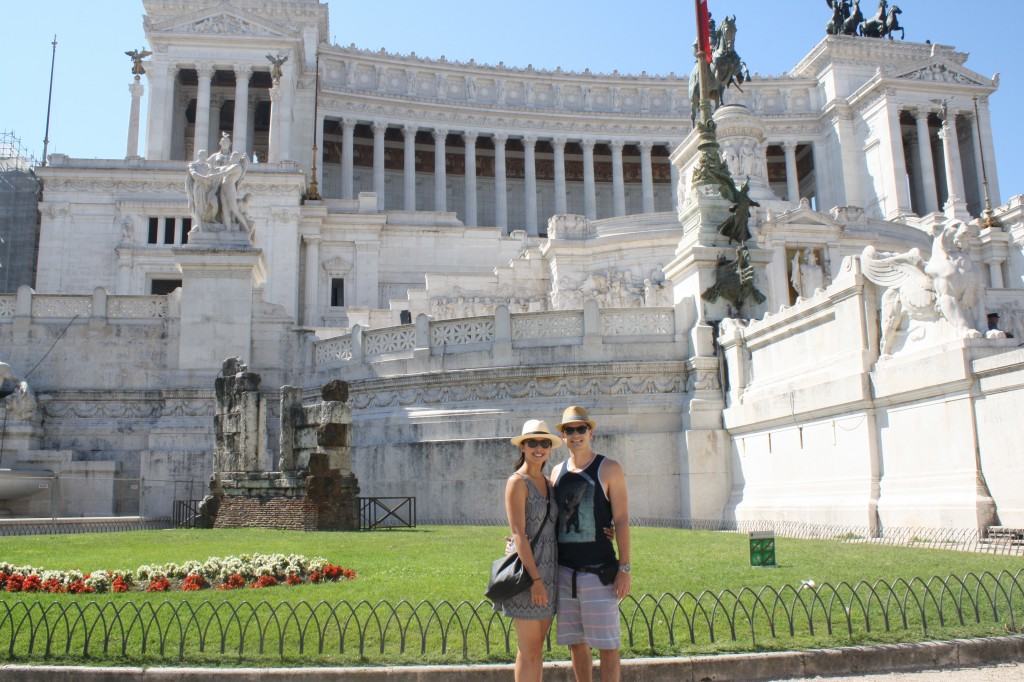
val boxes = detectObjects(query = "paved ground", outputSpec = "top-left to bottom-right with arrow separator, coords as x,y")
776,662 -> 1024,681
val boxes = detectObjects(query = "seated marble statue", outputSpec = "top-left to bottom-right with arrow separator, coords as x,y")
186,133 -> 252,235
0,362 -> 37,421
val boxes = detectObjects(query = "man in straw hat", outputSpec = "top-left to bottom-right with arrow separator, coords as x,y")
550,405 -> 631,682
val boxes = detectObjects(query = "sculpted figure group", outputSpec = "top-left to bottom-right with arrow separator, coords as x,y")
861,221 -> 1004,356
826,0 -> 904,39
185,133 -> 252,236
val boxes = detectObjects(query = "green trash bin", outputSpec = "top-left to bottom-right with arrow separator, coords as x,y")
749,530 -> 776,567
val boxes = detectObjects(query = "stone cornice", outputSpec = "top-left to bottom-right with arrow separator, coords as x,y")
791,35 -> 967,78
143,0 -> 327,40
37,162 -> 305,197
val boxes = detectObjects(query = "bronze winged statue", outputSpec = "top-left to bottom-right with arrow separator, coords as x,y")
125,48 -> 152,76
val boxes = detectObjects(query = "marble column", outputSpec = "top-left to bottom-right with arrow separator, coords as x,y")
966,112 -> 986,212
552,137 -> 567,215
783,141 -> 800,203
276,64 -> 295,161
232,65 -> 251,155
193,64 -> 214,159
433,128 -> 448,212
303,235 -> 321,326
314,113 -> 325,191
145,64 -> 175,160
126,77 -> 144,159
523,135 -> 538,235
372,121 -> 387,209
939,111 -> 968,219
611,140 -> 626,217
809,142 -> 828,210
833,105 -> 862,207
913,110 -> 939,214
402,124 -> 417,211
640,141 -> 655,213
976,97 -> 1001,205
494,133 -> 508,230
669,143 -> 680,211
463,130 -> 478,226
885,100 -> 913,217
582,139 -> 596,220
341,119 -> 355,200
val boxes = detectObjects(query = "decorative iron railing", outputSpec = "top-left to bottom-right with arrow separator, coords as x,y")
172,500 -> 203,529
358,496 -> 416,530
0,570 -> 1022,663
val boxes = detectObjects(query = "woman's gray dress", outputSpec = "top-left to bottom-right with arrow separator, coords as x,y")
493,475 -> 558,620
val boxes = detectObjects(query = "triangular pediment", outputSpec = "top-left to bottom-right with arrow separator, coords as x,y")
151,6 -> 292,39
894,61 -> 989,87
770,204 -> 841,229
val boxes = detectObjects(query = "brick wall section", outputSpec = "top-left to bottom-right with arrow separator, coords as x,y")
213,498 -> 319,531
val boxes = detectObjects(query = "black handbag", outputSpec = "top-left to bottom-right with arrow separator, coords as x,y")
485,484 -> 552,601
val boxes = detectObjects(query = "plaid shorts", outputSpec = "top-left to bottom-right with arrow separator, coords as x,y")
556,565 -> 621,649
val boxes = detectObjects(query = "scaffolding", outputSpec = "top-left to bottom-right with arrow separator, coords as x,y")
0,131 -> 41,293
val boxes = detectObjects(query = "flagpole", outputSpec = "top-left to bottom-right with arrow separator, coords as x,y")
41,35 -> 57,166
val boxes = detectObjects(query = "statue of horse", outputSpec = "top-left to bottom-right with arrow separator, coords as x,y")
842,0 -> 863,35
884,5 -> 904,39
860,0 -> 892,37
825,0 -> 849,35
689,15 -> 750,124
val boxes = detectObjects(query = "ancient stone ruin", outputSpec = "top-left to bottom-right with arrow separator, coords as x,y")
199,358 -> 359,531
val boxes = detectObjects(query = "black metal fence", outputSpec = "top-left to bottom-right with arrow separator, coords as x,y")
358,496 -> 416,531
0,518 -> 171,537
172,499 -> 203,529
0,570 -> 1022,663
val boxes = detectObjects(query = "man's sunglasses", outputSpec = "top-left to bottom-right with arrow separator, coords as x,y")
523,439 -> 552,448
562,425 -> 590,435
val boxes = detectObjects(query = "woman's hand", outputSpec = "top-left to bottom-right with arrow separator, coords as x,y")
529,578 -> 548,606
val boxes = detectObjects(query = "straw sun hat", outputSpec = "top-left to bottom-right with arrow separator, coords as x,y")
509,419 -> 563,449
556,405 -> 597,431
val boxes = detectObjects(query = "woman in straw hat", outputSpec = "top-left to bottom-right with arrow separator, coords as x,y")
495,419 -> 562,681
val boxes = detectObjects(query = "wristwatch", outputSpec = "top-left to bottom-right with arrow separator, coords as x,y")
618,563 -> 631,574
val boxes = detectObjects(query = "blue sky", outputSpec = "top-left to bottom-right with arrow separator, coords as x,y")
3,0 -> 1022,204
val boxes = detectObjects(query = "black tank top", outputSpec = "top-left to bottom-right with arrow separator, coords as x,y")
554,454 -> 617,569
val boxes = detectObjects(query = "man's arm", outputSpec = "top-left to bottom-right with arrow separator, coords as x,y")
604,459 -> 631,600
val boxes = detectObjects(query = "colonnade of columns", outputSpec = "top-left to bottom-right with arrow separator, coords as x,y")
145,62 -> 288,162
323,119 -> 677,234
900,106 -> 990,219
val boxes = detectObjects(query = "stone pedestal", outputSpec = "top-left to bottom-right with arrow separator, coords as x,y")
174,244 -> 263,371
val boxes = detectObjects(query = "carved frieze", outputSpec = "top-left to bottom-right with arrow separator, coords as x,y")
897,63 -> 986,86
350,369 -> 687,409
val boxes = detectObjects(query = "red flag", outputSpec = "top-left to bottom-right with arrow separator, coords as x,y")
696,0 -> 712,63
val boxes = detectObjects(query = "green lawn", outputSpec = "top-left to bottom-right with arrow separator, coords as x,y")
1,526 -> 1023,666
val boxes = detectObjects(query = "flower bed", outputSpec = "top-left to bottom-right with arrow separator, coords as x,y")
0,554 -> 355,594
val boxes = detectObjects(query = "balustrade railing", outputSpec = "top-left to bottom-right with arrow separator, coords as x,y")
313,307 -> 676,369
0,289 -> 169,321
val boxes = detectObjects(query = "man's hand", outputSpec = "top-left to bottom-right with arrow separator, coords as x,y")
614,570 -> 631,600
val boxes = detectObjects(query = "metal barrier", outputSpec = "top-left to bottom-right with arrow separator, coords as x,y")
172,499 -> 203,529
0,518 -> 171,536
358,496 -> 416,530
0,569 -> 1021,663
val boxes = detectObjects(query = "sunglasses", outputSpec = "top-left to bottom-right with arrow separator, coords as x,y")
562,425 -> 590,435
523,439 -> 552,448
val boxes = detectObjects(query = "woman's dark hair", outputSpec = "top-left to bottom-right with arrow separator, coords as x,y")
514,451 -> 525,471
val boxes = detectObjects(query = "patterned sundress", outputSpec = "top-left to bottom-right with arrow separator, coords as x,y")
493,474 -> 558,620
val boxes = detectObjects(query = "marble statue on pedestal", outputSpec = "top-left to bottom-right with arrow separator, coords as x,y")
790,249 -> 826,299
185,133 -> 252,237
862,221 -> 1002,356
0,362 -> 37,422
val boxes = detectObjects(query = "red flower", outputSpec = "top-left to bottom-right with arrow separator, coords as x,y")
21,575 -> 42,592
5,574 -> 24,592
308,570 -> 322,583
285,573 -> 303,586
181,573 -> 207,591
319,563 -> 357,582
249,575 -> 278,589
217,573 -> 246,591
67,579 -> 93,594
0,571 -> 7,589
146,577 -> 171,592
41,578 -> 64,594
111,576 -> 130,593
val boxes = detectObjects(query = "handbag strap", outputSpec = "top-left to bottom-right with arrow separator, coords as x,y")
527,480 -> 552,553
